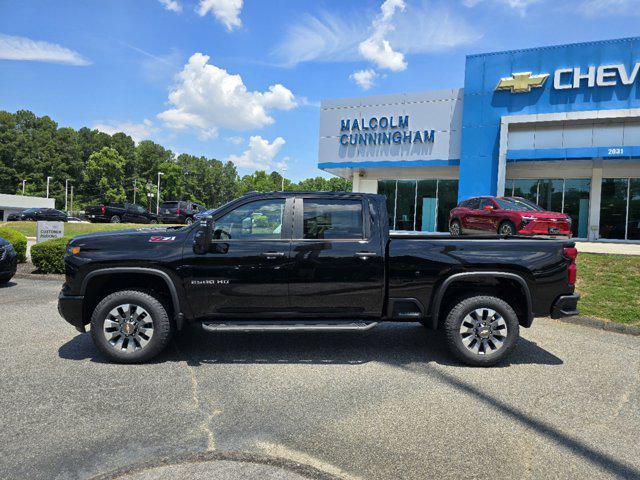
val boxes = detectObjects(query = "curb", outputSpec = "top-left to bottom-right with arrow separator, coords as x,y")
557,316 -> 640,336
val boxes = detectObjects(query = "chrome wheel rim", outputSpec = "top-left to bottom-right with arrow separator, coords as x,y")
186,218 -> 193,225
103,303 -> 154,353
450,222 -> 460,236
459,308 -> 508,355
500,224 -> 513,235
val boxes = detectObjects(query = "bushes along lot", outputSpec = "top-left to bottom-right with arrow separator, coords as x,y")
30,237 -> 71,274
0,227 -> 27,263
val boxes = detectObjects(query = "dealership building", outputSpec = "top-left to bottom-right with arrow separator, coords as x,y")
318,36 -> 640,241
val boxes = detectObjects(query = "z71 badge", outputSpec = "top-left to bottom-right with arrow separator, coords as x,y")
149,236 -> 176,243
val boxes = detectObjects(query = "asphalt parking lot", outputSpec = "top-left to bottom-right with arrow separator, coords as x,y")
1,277 -> 639,480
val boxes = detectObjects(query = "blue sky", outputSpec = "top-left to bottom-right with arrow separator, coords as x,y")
1,0 -> 639,180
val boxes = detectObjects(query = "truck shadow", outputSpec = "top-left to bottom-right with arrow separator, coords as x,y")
58,323 -> 562,368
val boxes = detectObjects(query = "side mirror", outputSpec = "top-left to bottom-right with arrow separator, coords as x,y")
193,215 -> 215,254
484,205 -> 494,211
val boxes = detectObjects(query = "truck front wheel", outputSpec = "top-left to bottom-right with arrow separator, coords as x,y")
90,290 -> 173,363
443,295 -> 519,367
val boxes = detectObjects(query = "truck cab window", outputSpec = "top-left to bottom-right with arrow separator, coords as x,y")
303,199 -> 363,239
213,199 -> 285,240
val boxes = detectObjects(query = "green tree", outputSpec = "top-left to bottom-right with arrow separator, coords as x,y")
83,147 -> 126,203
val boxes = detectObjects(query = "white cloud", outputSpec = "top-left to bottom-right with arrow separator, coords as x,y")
463,0 -> 542,15
93,119 -> 157,143
158,53 -> 297,138
226,135 -> 244,144
350,69 -> 379,90
359,0 -> 407,71
226,135 -> 285,169
272,1 -> 480,67
158,0 -> 182,12
197,0 -> 243,31
0,33 -> 90,65
578,0 -> 640,17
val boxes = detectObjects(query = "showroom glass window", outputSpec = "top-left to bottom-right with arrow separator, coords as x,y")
377,179 -> 458,232
599,178 -> 640,240
507,178 -> 591,238
302,199 -> 363,239
377,180 -> 396,223
214,199 -> 285,240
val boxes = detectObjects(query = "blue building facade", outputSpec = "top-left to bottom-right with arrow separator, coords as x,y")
460,36 -> 640,200
319,37 -> 640,241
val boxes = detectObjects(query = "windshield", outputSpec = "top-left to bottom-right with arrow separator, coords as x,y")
22,208 -> 38,213
495,197 -> 544,212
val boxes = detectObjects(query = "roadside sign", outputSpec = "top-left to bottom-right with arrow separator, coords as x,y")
36,221 -> 64,243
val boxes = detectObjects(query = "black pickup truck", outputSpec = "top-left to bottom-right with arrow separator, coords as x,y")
85,203 -> 158,224
58,191 -> 579,366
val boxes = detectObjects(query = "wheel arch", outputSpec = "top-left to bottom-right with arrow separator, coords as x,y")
427,272 -> 533,330
81,268 -> 185,329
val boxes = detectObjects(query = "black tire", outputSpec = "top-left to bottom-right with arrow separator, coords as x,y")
149,219 -> 158,224
90,290 -> 173,363
110,215 -> 121,224
498,220 -> 516,237
443,295 -> 519,367
185,217 -> 194,225
0,274 -> 13,285
449,219 -> 461,237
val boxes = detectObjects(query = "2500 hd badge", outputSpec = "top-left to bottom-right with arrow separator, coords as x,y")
58,191 -> 579,366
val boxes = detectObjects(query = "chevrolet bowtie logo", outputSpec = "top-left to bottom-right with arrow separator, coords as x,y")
496,72 -> 549,93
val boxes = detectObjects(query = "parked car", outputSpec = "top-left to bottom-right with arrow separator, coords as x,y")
449,196 -> 572,237
84,203 -> 158,224
158,201 -> 206,225
58,191 -> 579,366
0,236 -> 18,285
7,207 -> 68,222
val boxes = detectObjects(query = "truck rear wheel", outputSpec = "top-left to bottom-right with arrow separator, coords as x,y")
90,290 -> 173,363
110,215 -> 121,223
443,295 -> 519,367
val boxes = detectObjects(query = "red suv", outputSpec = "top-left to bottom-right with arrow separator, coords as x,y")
449,196 -> 571,237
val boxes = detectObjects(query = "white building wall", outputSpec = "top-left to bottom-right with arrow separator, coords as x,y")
0,194 -> 55,221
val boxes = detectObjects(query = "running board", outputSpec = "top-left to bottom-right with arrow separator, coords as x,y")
200,320 -> 379,332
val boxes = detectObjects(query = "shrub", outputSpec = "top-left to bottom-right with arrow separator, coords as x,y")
31,237 -> 71,274
0,227 -> 28,263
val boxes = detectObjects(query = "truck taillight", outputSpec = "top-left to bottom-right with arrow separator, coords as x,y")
101,205 -> 106,215
564,247 -> 578,285
177,207 -> 181,215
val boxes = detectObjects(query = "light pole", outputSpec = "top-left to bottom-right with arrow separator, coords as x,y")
22,179 -> 26,195
64,179 -> 71,212
70,185 -> 74,214
133,179 -> 137,204
279,165 -> 287,191
46,176 -> 52,198
156,172 -> 164,214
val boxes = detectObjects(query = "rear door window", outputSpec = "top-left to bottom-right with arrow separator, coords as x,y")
463,198 -> 480,209
302,199 -> 363,239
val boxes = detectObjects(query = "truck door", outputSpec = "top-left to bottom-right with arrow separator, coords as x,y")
182,197 -> 292,318
288,196 -> 385,318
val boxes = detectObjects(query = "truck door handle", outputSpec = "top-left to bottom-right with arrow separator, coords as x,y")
261,251 -> 286,259
355,252 -> 377,259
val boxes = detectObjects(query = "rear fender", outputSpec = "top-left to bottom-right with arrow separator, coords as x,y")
428,271 -> 533,330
